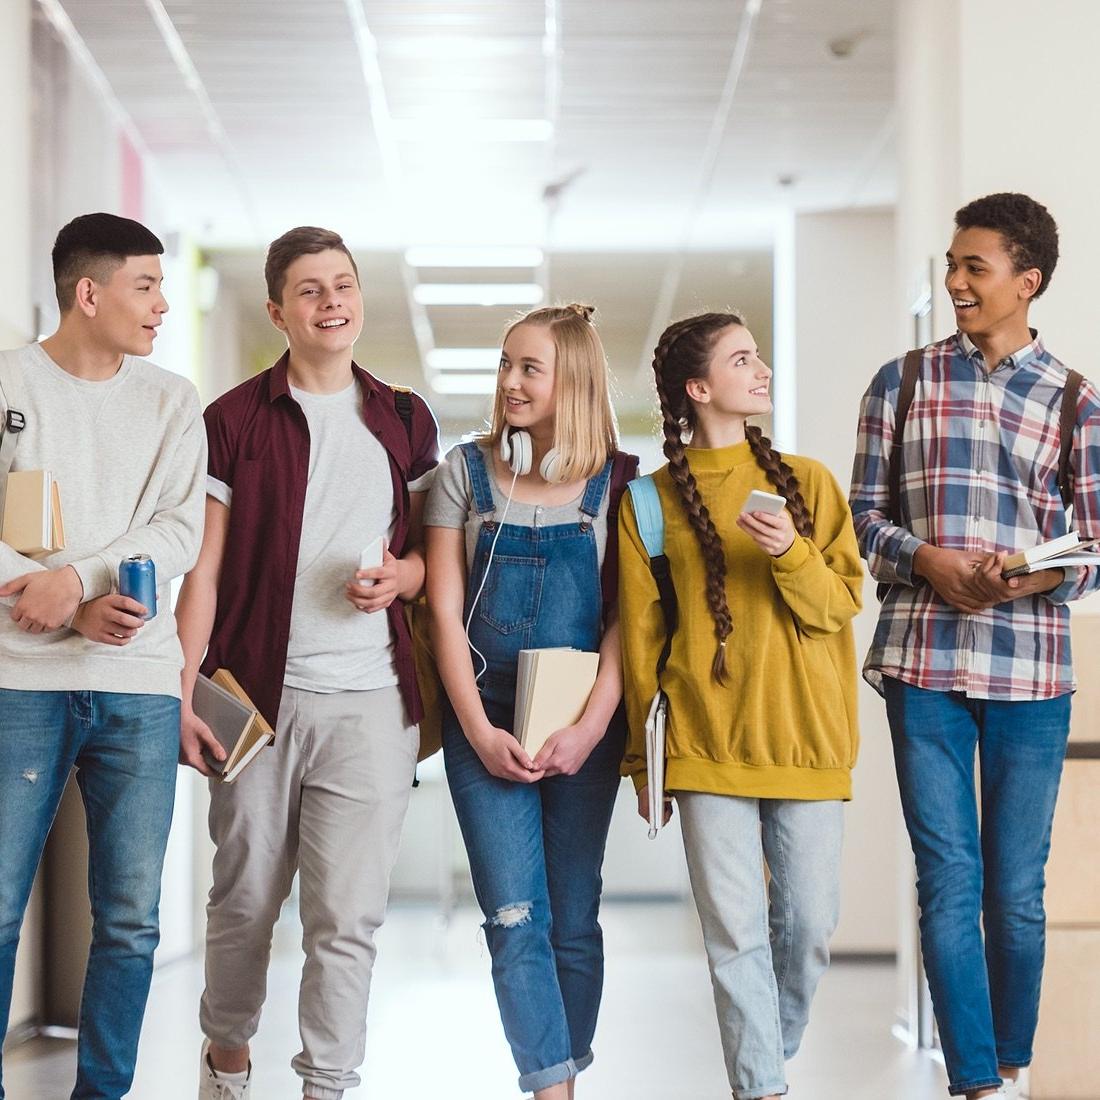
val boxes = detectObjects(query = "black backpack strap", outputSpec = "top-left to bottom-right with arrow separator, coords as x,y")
1059,370 -> 1083,511
887,349 -> 923,526
601,451 -> 640,616
392,386 -> 414,440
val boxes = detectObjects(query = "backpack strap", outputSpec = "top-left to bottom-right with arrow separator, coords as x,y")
887,348 -> 923,526
626,476 -> 678,678
600,450 -> 640,617
1059,370 -> 1083,511
0,352 -> 29,523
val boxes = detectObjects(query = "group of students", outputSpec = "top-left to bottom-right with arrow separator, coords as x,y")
0,189 -> 1093,1100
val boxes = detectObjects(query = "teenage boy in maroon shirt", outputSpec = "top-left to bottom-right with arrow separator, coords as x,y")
176,226 -> 438,1100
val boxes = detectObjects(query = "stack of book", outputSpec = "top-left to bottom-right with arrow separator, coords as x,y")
2,469 -> 64,556
514,648 -> 600,757
193,668 -> 275,783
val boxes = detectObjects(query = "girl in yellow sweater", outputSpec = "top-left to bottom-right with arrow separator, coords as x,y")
619,311 -> 863,1100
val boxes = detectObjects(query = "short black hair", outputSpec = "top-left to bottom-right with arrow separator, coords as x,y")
52,213 -> 164,311
954,192 -> 1059,298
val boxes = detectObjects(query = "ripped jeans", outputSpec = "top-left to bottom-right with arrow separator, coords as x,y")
443,696 -> 623,1094
0,688 -> 179,1100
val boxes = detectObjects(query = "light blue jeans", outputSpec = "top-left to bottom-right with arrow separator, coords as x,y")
0,688 -> 179,1100
677,792 -> 844,1100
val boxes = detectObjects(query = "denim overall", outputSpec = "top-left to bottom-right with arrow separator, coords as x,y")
441,442 -> 625,1094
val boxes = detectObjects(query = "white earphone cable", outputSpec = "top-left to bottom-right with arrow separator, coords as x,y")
464,460 -> 521,683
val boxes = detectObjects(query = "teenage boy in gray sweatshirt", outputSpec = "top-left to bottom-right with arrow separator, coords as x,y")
0,212 -> 206,1100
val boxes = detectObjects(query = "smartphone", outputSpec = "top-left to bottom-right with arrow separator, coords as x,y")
741,489 -> 787,516
355,536 -> 385,586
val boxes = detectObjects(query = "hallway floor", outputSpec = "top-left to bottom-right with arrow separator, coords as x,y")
6,901 -> 949,1099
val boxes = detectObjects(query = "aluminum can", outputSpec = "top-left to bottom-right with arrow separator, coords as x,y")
118,554 -> 157,620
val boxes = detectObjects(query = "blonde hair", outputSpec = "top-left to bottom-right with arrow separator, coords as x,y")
481,302 -> 619,482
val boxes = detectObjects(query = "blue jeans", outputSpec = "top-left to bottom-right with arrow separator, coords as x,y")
444,699 -> 623,1094
883,678 -> 1070,1096
677,792 -> 843,1100
0,689 -> 180,1100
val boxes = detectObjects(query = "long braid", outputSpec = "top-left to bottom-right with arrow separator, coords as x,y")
745,425 -> 814,538
652,319 -> 735,682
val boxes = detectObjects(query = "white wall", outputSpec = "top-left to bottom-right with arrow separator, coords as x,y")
794,208 -> 901,953
3,0 -> 38,1037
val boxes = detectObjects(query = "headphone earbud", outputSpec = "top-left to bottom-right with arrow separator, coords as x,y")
501,428 -> 562,482
500,427 -> 533,476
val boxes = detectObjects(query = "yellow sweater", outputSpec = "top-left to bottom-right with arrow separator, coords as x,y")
619,441 -> 863,801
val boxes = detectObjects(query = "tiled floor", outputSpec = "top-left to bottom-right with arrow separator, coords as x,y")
6,901 -> 949,1100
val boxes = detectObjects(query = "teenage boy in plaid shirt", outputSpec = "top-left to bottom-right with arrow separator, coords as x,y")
850,193 -> 1100,1100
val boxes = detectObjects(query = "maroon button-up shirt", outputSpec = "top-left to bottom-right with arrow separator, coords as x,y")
200,352 -> 439,728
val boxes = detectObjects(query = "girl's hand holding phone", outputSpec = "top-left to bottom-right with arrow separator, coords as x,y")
737,506 -> 796,557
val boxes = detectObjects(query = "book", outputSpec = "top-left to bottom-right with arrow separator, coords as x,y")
193,668 -> 274,783
1001,534 -> 1100,579
1,469 -> 65,556
513,648 -> 600,758
644,689 -> 669,840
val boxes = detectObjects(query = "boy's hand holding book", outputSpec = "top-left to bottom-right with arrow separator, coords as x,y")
968,550 -> 1064,606
179,706 -> 227,777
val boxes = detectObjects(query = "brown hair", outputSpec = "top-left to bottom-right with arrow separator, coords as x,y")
264,226 -> 359,303
481,302 -> 619,482
652,311 -> 814,681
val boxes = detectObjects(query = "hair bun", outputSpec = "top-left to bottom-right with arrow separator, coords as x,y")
566,302 -> 596,322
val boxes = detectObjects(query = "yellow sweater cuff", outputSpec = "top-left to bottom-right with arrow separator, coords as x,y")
771,535 -> 811,572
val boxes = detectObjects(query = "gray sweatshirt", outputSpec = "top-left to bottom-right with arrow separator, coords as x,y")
0,342 -> 206,699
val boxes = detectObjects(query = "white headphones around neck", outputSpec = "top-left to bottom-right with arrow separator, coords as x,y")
500,427 -> 563,483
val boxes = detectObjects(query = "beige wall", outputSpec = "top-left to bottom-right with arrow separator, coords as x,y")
793,208 -> 902,953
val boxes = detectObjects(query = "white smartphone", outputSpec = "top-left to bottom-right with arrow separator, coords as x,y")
741,489 -> 787,516
355,536 -> 385,586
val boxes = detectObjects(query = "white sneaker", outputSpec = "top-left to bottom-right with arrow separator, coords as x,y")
1001,1079 -> 1023,1100
198,1038 -> 251,1099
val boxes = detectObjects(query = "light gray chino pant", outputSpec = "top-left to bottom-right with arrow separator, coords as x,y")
677,792 -> 844,1100
200,684 -> 418,1100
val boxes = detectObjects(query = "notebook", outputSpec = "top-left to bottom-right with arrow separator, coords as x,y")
2,469 -> 65,556
514,648 -> 600,758
1001,533 -> 1100,578
193,668 -> 275,783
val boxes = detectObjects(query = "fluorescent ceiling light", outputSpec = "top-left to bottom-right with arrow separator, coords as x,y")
414,283 -> 544,306
427,348 -> 502,371
392,118 -> 553,142
405,246 -> 544,268
430,373 -> 499,395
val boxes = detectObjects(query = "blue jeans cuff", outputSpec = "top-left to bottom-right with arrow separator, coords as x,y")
517,1052 -> 591,1093
948,1078 -> 1003,1096
734,1086 -> 787,1100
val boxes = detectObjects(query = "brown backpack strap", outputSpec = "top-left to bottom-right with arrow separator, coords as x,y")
887,349 -> 923,525
1059,370 -> 1083,510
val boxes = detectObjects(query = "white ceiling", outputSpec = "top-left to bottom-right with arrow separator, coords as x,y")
46,0 -> 895,251
38,0 -> 895,411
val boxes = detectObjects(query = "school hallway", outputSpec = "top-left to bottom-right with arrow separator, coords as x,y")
6,900 -> 948,1100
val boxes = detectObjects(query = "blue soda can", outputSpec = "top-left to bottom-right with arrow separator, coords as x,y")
119,554 -> 157,620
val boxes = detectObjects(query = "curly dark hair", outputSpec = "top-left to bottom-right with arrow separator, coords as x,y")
954,192 -> 1059,298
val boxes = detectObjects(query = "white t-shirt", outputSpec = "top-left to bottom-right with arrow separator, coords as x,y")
282,382 -> 400,692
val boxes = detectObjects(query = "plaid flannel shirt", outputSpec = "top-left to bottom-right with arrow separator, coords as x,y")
850,331 -> 1100,700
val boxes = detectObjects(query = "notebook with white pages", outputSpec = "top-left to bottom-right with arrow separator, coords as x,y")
645,689 -> 669,840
